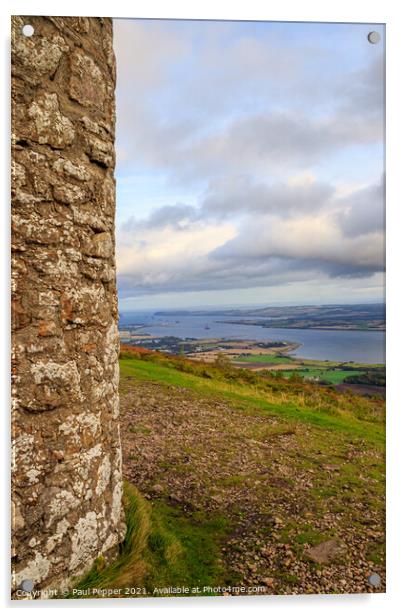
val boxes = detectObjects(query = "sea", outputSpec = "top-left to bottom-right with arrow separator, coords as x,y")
119,312 -> 385,364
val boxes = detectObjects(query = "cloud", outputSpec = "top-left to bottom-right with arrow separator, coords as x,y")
117,217 -> 237,295
117,177 -> 384,298
212,212 -> 384,273
202,174 -> 335,218
113,20 -> 385,304
336,178 -> 385,237
335,54 -> 385,118
116,105 -> 382,184
114,20 -> 384,183
121,203 -> 199,231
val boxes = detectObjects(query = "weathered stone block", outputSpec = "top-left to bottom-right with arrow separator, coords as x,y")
85,134 -> 114,168
53,181 -> 88,205
69,49 -> 106,109
82,231 -> 113,259
25,92 -> 75,149
53,158 -> 91,182
16,359 -> 83,412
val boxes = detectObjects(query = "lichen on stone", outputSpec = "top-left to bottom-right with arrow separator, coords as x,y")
26,92 -> 75,149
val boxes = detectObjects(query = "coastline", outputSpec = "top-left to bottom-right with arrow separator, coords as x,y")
219,320 -> 385,332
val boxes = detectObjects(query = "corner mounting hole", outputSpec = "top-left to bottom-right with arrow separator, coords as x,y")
22,24 -> 35,37
367,31 -> 380,44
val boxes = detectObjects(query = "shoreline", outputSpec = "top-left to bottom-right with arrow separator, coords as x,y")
119,332 -> 384,368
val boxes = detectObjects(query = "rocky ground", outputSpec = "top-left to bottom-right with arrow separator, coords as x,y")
119,376 -> 385,595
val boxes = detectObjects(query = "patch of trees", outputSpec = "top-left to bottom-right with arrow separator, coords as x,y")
343,369 -> 386,387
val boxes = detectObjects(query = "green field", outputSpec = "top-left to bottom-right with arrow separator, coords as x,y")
279,368 -> 365,384
235,354 -> 293,364
233,353 -> 382,386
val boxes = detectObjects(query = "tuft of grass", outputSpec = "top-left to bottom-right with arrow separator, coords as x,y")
129,424 -> 152,435
366,541 -> 385,565
257,423 -> 298,440
218,475 -> 246,487
69,481 -> 232,598
69,482 -> 150,595
294,527 -> 331,546
145,502 -> 231,592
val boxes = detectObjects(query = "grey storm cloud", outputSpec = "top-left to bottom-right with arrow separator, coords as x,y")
210,217 -> 383,274
117,246 -> 382,298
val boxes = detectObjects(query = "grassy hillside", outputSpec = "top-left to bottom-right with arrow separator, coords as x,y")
73,347 -> 385,597
119,347 -> 385,445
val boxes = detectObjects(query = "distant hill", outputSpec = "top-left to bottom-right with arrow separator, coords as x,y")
155,302 -> 385,319
154,303 -> 385,331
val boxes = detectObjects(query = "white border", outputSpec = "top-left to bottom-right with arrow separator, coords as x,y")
1,1 -> 401,614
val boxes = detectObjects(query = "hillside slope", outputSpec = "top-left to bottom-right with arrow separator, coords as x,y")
117,348 -> 385,595
76,348 -> 385,597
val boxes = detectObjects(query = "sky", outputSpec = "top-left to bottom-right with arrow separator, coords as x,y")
113,19 -> 385,311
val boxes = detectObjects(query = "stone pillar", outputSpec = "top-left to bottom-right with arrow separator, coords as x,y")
11,16 -> 124,594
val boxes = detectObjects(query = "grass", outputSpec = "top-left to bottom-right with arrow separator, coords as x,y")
218,474 -> 247,487
366,541 -> 386,565
279,368 -> 365,384
235,354 -> 293,364
294,526 -> 332,546
119,351 -> 385,447
68,482 -> 150,597
147,504 -> 231,592
69,482 -> 232,598
129,424 -> 152,436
